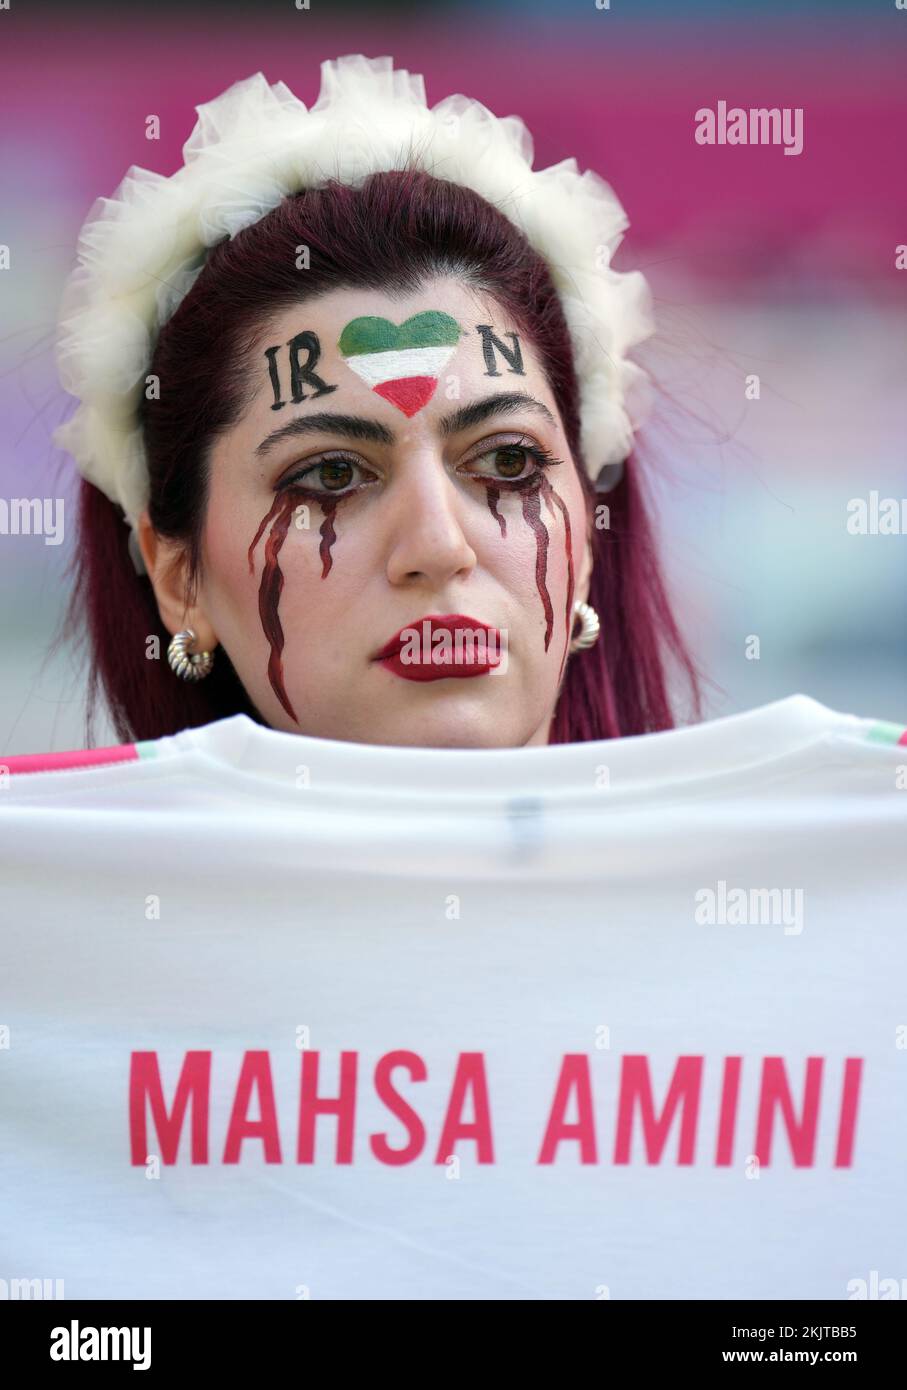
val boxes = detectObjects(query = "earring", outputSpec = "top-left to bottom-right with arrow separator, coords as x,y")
569,600 -> 600,653
167,627 -> 215,681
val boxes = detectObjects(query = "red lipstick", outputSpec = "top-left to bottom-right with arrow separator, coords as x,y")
372,613 -> 506,682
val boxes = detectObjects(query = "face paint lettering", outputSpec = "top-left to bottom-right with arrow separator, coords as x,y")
476,325 -> 525,378
264,332 -> 337,411
264,346 -> 282,410
248,489 -> 344,723
338,311 -> 461,416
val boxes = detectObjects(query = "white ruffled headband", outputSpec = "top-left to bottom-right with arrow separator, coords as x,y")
52,53 -> 655,574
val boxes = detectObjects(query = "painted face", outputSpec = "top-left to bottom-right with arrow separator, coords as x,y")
195,276 -> 593,748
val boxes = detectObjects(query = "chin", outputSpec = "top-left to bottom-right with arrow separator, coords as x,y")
350,706 -> 528,750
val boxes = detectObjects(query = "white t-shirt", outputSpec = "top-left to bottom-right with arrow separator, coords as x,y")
1,694 -> 906,1301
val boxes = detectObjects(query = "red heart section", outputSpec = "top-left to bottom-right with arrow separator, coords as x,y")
373,377 -> 438,416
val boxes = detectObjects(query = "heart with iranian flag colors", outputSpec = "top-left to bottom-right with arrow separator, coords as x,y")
337,311 -> 462,416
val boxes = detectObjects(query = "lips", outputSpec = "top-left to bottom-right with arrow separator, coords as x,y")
372,613 -> 504,682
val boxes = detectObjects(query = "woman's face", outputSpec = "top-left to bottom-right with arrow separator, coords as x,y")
142,275 -> 594,748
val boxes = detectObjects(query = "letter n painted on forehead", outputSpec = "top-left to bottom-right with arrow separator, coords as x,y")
476,325 -> 525,378
337,311 -> 462,416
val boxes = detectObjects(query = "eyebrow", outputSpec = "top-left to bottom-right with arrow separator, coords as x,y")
253,392 -> 557,458
438,392 -> 557,437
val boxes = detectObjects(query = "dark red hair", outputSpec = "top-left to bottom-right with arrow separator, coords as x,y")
62,165 -> 701,745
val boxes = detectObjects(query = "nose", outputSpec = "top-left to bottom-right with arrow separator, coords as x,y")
383,448 -> 478,589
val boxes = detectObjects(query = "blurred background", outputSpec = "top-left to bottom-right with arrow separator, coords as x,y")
1,0 -> 904,751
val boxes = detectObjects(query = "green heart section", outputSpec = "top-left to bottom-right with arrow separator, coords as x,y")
338,311 -> 461,357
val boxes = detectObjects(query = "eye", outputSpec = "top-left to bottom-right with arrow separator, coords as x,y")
277,454 -> 376,497
460,438 -> 564,489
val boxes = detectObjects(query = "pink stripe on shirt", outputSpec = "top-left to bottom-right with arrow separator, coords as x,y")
0,743 -> 140,776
